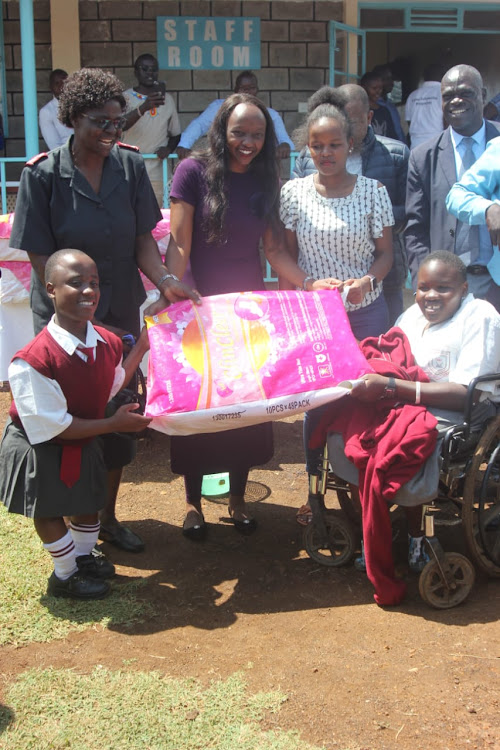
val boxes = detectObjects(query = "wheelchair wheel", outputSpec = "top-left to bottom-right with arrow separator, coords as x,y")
418,552 -> 475,609
462,414 -> 500,578
303,513 -> 357,567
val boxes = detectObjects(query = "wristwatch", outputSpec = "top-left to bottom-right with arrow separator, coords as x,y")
157,272 -> 179,289
367,274 -> 378,292
383,376 -> 397,399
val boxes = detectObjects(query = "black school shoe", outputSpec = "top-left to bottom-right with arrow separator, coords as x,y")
47,571 -> 110,599
99,523 -> 145,553
76,547 -> 116,579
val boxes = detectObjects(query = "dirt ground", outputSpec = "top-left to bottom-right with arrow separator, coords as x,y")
0,391 -> 499,750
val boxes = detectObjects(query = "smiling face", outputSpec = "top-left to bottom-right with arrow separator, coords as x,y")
72,99 -> 125,159
308,116 -> 352,178
441,68 -> 484,136
226,103 -> 266,173
46,253 -> 100,338
365,77 -> 383,106
416,260 -> 468,326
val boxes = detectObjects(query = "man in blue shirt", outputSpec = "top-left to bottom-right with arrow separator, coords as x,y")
446,136 -> 500,310
176,70 -> 294,160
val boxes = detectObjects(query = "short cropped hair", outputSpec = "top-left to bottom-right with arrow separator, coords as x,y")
45,249 -> 94,284
360,71 -> 382,89
234,70 -> 258,92
420,251 -> 467,282
134,53 -> 158,71
49,68 -> 67,86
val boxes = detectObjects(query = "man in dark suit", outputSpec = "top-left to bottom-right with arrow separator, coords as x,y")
405,64 -> 500,299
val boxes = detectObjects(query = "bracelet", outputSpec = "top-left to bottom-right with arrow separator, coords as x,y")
302,276 -> 315,291
136,106 -> 144,118
157,272 -> 179,289
415,381 -> 421,405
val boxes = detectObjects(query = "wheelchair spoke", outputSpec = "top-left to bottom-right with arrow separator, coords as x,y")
462,415 -> 500,578
304,514 -> 358,567
419,553 -> 475,609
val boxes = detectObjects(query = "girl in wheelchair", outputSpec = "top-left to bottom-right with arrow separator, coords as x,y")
311,251 -> 500,604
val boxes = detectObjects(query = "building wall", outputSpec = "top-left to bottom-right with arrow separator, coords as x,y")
2,0 -> 344,175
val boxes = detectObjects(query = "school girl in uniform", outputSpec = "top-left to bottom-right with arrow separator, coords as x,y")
0,249 -> 151,599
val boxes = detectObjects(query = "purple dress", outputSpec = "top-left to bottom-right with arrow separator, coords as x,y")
169,157 -> 274,476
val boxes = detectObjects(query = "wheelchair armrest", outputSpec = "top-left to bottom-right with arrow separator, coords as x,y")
463,372 -> 500,427
441,372 -> 500,471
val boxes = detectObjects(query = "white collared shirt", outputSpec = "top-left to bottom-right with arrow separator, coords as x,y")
450,121 -> 486,177
9,318 -> 124,444
396,294 -> 500,398
38,97 -> 74,150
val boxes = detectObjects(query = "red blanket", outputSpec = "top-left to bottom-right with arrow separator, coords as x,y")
311,328 -> 438,606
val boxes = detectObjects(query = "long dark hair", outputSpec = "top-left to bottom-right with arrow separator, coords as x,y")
195,93 -> 280,244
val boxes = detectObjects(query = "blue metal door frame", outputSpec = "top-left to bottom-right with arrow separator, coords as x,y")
329,22 -> 366,86
358,3 -> 500,33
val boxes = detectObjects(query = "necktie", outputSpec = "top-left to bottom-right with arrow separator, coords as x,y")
455,137 -> 479,262
459,136 -> 476,177
77,345 -> 95,364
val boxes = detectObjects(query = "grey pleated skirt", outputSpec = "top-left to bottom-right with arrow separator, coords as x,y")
0,420 -> 107,519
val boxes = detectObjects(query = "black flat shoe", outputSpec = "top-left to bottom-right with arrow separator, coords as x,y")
76,548 -> 116,579
182,511 -> 208,541
228,508 -> 258,536
99,523 -> 145,553
47,571 -> 110,600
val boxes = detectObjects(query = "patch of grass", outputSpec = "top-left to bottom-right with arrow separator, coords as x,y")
0,667 -> 325,750
0,506 -> 154,646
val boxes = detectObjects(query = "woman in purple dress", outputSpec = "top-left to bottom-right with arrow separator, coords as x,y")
166,94 -> 332,539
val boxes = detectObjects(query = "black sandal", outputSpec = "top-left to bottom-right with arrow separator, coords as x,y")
182,510 -> 208,541
228,507 -> 257,536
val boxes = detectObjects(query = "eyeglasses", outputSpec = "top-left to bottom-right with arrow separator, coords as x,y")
81,114 -> 126,131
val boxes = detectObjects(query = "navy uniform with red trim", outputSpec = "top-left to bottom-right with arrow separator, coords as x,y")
10,139 -> 162,337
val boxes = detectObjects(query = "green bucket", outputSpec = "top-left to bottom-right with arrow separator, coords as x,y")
201,472 -> 230,497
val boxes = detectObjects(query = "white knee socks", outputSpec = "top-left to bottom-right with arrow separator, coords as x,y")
69,521 -> 100,557
43,530 -> 77,580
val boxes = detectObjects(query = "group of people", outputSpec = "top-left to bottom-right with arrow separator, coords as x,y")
38,58 -> 294,207
2,60 -> 500,604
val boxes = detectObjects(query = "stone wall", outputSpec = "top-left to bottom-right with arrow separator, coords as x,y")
2,0 -> 344,176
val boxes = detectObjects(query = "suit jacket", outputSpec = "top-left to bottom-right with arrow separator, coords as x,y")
405,121 -> 500,285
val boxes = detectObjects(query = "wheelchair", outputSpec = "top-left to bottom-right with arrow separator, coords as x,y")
302,374 -> 500,609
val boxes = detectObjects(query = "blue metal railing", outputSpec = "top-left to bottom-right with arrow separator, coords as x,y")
0,151 -> 301,282
0,157 -> 27,214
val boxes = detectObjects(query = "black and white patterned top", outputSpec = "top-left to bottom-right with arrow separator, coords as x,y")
280,174 -> 394,311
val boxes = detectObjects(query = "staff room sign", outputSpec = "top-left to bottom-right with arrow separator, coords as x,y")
157,17 -> 261,70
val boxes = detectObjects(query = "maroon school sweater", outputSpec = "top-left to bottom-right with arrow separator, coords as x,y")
9,325 -> 123,486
